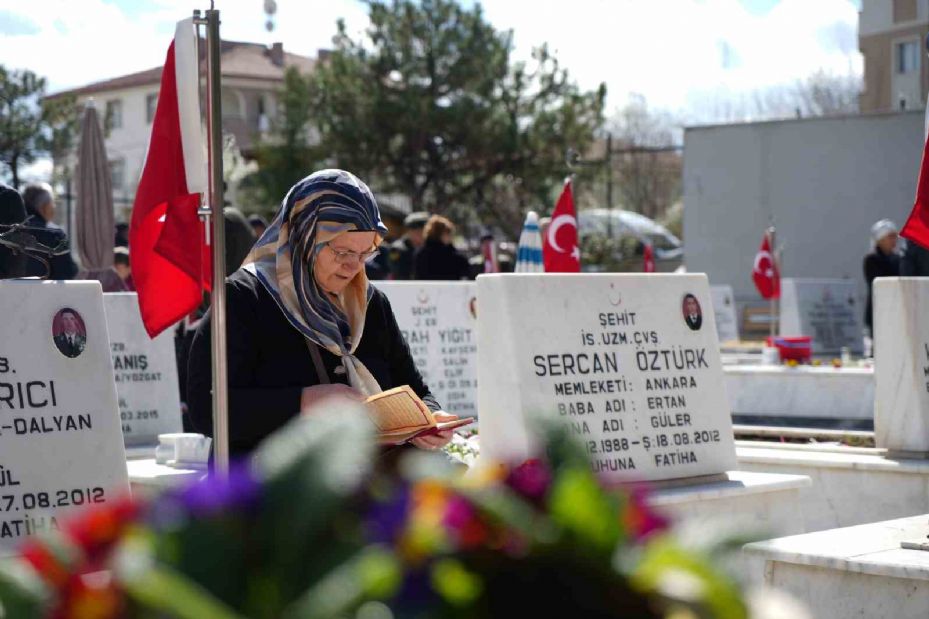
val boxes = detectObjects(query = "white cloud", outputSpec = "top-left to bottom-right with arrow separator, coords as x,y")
0,0 -> 860,119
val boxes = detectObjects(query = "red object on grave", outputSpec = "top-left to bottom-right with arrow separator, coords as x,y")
766,336 -> 812,362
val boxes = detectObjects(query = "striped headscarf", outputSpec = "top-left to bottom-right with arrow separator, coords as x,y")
242,169 -> 389,395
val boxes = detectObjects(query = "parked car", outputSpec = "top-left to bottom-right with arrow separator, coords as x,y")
577,208 -> 682,272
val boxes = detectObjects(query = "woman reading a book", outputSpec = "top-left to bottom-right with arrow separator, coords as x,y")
187,169 -> 457,456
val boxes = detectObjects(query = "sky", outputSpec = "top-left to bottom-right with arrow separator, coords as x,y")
0,0 -> 861,121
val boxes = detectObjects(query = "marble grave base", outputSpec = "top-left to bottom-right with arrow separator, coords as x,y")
726,365 -> 874,429
743,514 -> 929,619
737,441 -> 929,533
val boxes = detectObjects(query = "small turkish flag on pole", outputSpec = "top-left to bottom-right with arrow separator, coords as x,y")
752,229 -> 780,299
129,18 -> 210,338
543,179 -> 581,273
643,242 -> 655,273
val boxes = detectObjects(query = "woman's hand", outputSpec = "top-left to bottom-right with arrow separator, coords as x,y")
300,383 -> 364,414
411,411 -> 458,451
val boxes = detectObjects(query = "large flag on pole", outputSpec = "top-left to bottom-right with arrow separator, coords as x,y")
129,18 -> 210,337
900,84 -> 929,249
752,230 -> 780,299
543,179 -> 581,272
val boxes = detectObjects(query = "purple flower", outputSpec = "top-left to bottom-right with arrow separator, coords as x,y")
366,484 -> 411,544
150,462 -> 261,526
505,459 -> 551,505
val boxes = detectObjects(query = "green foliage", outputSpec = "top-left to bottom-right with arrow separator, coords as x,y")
581,232 -> 641,272
290,0 -> 605,236
0,67 -> 46,188
247,67 -> 319,215
0,66 -> 80,189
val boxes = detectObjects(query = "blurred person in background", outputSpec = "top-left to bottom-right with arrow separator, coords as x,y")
22,183 -> 77,280
414,214 -> 470,280
0,183 -> 29,279
863,219 -> 901,339
113,246 -> 134,291
388,211 -> 428,279
114,222 -> 129,247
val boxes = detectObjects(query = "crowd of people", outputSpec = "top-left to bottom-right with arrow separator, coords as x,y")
0,181 -> 477,287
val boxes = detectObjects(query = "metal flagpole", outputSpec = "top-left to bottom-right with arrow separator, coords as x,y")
194,7 -> 229,476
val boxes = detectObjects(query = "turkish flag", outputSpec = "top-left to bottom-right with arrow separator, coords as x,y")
543,179 -> 580,272
900,96 -> 929,248
643,243 -> 655,273
129,19 -> 210,337
752,231 -> 779,299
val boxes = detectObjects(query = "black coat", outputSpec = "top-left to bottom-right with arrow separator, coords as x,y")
413,239 -> 470,280
23,215 -> 78,280
187,269 -> 440,456
900,241 -> 929,277
863,248 -> 900,330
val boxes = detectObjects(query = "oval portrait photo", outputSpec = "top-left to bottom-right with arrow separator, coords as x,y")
52,308 -> 87,358
681,294 -> 703,332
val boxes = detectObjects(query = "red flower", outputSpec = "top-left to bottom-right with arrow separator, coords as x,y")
63,495 -> 140,563
442,495 -> 487,549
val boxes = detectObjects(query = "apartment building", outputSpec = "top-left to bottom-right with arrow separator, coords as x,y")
859,0 -> 929,112
48,40 -> 317,220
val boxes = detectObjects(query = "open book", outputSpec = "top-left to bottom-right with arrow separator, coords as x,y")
365,385 -> 473,445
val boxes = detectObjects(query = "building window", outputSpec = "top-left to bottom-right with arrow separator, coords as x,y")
109,159 -> 125,191
105,99 -> 123,131
146,93 -> 158,124
897,40 -> 919,74
221,88 -> 244,119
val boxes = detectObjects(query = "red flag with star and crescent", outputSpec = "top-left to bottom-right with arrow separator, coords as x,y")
543,179 -> 581,272
752,231 -> 779,299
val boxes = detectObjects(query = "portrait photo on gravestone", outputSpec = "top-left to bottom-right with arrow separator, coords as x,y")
51,308 -> 87,359
681,293 -> 703,332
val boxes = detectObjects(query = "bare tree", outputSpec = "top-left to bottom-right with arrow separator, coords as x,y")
606,94 -> 682,221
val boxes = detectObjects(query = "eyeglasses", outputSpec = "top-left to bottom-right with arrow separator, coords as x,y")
324,242 -> 380,265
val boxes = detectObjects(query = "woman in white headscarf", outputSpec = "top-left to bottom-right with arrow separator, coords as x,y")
188,170 -> 455,456
863,219 -> 901,336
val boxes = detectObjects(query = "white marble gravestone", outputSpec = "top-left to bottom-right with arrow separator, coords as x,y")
477,273 -> 738,483
0,281 -> 130,556
874,277 -> 929,456
103,293 -> 183,446
374,282 -> 478,417
710,285 -> 739,342
779,278 -> 863,355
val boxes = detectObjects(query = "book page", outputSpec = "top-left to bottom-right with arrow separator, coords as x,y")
366,386 -> 434,434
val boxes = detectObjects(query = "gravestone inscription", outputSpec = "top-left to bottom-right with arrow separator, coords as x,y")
779,278 -> 863,355
0,281 -> 129,556
375,282 -> 478,417
103,293 -> 183,445
477,273 -> 737,483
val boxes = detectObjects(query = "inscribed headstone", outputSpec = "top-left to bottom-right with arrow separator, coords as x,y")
874,278 -> 929,455
375,282 -> 477,417
477,273 -> 737,483
103,293 -> 183,445
710,285 -> 739,342
778,278 -> 863,355
0,281 -> 129,556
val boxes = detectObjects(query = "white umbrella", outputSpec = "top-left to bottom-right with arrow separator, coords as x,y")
514,210 -> 544,273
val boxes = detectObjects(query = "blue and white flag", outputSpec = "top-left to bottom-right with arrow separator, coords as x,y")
514,210 -> 544,273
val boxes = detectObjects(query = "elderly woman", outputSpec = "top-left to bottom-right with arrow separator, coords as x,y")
187,170 -> 455,456
863,218 -> 901,338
